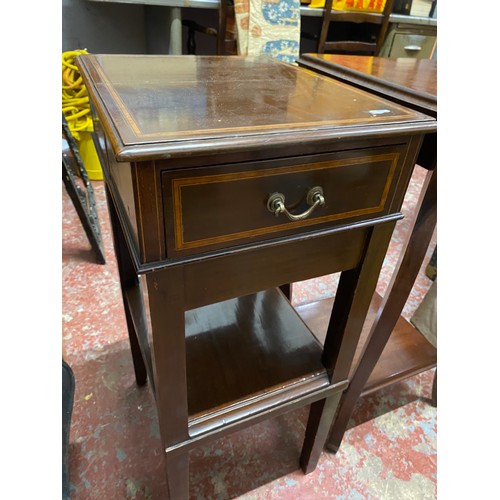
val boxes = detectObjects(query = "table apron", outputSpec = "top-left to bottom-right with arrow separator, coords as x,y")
142,221 -> 397,310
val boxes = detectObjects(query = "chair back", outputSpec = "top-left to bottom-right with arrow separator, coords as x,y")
217,0 -> 237,55
183,0 -> 237,55
317,0 -> 395,55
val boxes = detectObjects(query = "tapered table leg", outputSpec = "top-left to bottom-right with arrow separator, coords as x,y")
299,219 -> 398,472
106,186 -> 147,386
165,452 -> 189,499
431,370 -> 437,407
326,168 -> 437,453
300,393 -> 341,473
146,267 -> 190,499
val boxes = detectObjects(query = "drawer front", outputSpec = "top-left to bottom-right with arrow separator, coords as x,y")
162,146 -> 407,257
390,34 -> 437,59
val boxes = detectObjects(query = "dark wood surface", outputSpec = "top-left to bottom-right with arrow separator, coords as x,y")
297,54 -> 437,453
77,54 -> 433,162
80,54 -> 435,265
76,54 -> 436,498
296,290 -> 437,395
162,146 -> 407,257
298,55 -> 437,171
298,55 -> 437,117
185,288 -> 325,417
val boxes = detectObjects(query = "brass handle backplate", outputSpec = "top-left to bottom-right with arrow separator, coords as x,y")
267,186 -> 325,221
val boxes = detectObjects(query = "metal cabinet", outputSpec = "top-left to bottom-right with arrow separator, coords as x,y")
380,23 -> 436,59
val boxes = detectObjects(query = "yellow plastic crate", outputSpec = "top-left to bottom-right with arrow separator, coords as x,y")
308,0 -> 386,11
333,0 -> 386,12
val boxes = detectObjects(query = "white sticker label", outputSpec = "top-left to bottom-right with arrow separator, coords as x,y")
369,109 -> 392,116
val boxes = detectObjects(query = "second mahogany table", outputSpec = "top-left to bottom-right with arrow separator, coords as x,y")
76,54 -> 435,497
297,54 -> 437,452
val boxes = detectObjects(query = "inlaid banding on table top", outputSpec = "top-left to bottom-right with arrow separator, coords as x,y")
84,54 -> 427,146
171,153 -> 399,251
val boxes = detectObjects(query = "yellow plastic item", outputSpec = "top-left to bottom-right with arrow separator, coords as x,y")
333,0 -> 386,12
308,0 -> 386,10
62,50 -> 103,181
76,132 -> 103,181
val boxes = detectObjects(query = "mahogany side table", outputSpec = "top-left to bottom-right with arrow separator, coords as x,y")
297,54 -> 438,452
76,54 -> 436,498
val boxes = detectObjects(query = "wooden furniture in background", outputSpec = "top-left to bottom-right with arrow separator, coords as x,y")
85,0 -> 436,57
317,0 -> 395,54
182,0 -> 237,55
76,54 -> 435,498
297,54 -> 437,452
429,0 -> 436,17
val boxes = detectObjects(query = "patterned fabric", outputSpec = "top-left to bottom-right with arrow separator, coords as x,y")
234,0 -> 301,64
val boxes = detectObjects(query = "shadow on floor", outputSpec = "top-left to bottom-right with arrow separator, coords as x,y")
347,371 -> 435,431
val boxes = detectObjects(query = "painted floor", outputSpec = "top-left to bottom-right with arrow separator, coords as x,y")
62,164 -> 437,499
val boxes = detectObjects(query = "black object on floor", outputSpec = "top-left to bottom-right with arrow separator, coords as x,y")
63,360 -> 75,500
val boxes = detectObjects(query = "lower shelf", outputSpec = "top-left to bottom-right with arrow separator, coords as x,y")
295,292 -> 437,396
185,288 -> 331,437
128,279 -> 433,443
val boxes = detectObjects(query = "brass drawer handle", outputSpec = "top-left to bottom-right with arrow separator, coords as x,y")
267,186 -> 325,221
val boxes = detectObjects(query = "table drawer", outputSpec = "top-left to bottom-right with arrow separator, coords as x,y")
162,146 -> 407,257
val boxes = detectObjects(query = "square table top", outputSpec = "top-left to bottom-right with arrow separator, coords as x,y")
77,54 -> 436,160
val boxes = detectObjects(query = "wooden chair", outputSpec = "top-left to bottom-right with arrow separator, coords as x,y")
429,0 -> 437,18
317,0 -> 395,55
182,0 -> 237,55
